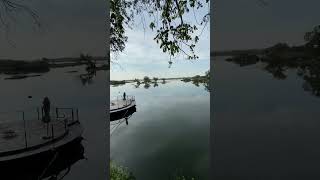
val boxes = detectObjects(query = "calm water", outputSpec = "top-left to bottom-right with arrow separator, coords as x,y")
213,57 -> 320,179
110,81 -> 210,179
0,65 -> 107,180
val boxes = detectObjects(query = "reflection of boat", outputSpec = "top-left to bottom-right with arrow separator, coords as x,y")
0,137 -> 84,180
110,96 -> 136,121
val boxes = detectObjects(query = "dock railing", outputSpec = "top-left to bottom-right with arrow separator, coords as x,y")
112,95 -> 135,109
0,107 -> 79,151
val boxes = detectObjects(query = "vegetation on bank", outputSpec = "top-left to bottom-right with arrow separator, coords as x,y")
110,70 -> 210,92
0,54 -> 108,75
110,162 -> 136,180
110,162 -> 197,180
0,60 -> 50,74
224,25 -> 320,97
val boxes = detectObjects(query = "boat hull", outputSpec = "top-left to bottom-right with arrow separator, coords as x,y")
110,105 -> 136,121
0,136 -> 84,179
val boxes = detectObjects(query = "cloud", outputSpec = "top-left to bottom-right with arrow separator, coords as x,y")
111,8 -> 210,65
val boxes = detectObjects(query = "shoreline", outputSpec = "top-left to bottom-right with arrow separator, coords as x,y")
0,57 -> 109,75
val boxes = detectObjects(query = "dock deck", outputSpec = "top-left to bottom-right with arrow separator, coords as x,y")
0,120 -> 66,155
110,96 -> 136,112
0,107 -> 81,161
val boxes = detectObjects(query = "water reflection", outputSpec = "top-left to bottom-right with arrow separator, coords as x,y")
2,60 -> 107,87
110,81 -> 209,180
0,138 -> 85,180
79,70 -> 96,86
110,106 -> 137,135
113,78 -> 211,92
225,54 -> 320,97
0,67 -> 108,180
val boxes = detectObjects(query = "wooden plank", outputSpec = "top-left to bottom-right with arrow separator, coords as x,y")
110,99 -> 134,111
0,119 -> 66,154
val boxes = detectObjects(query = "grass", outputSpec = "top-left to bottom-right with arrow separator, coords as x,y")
110,162 -> 136,180
110,162 -> 198,180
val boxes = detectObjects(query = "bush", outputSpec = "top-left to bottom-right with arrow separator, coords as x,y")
143,76 -> 151,82
110,163 -> 136,180
153,77 -> 158,82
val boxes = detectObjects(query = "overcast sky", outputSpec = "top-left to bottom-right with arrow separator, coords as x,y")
110,3 -> 210,80
0,0 -> 106,60
213,0 -> 320,51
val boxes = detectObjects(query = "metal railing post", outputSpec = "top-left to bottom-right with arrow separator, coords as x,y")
56,108 -> 58,119
51,124 -> 54,140
22,111 -> 27,148
72,109 -> 74,121
76,109 -> 79,121
37,108 -> 40,121
64,119 -> 67,132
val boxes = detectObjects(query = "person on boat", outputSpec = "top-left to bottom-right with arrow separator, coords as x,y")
123,92 -> 126,100
42,97 -> 51,123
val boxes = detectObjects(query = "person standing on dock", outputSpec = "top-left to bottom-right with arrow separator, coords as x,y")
123,92 -> 126,100
42,97 -> 51,123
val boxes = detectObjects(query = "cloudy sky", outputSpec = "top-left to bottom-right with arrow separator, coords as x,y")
0,0 -> 106,60
213,0 -> 320,51
110,3 -> 210,80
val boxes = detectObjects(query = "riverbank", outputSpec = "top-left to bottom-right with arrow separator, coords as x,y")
222,44 -> 320,97
0,56 -> 109,75
110,74 -> 209,86
110,73 -> 210,91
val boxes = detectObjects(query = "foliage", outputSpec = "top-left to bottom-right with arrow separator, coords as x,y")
110,162 -> 136,180
143,76 -> 151,82
205,69 -> 209,77
110,0 -> 210,60
111,80 -> 126,85
134,78 -> 141,84
80,53 -> 93,61
0,0 -> 40,32
153,77 -> 158,82
304,25 -> 320,48
265,43 -> 290,56
181,77 -> 191,82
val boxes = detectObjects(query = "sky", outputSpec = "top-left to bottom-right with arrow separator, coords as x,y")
110,2 -> 211,80
0,0 -> 106,60
213,0 -> 320,51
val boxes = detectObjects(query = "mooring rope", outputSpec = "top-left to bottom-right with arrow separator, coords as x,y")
38,150 -> 60,180
110,108 -> 131,136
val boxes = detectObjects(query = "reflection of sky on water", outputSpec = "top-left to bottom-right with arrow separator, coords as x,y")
213,57 -> 320,179
0,67 -> 108,180
111,81 -> 209,180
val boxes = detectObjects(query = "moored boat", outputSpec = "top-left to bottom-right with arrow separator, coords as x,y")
110,95 -> 136,121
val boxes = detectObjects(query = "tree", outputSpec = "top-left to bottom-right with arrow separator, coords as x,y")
134,78 -> 141,84
110,0 -> 210,61
153,77 -> 158,82
205,69 -> 209,77
305,25 -> 320,48
0,0 -> 40,31
143,76 -> 151,82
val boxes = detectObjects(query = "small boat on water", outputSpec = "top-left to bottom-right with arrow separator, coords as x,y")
110,95 -> 136,121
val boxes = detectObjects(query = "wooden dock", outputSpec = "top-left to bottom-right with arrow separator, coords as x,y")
110,96 -> 136,112
0,120 -> 66,155
0,108 -> 82,161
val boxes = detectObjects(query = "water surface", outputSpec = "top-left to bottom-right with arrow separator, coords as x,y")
110,80 -> 209,180
0,65 -> 107,180
213,57 -> 320,179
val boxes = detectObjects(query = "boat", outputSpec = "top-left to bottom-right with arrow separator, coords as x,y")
0,136 -> 84,180
0,107 -> 83,163
110,95 -> 136,121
